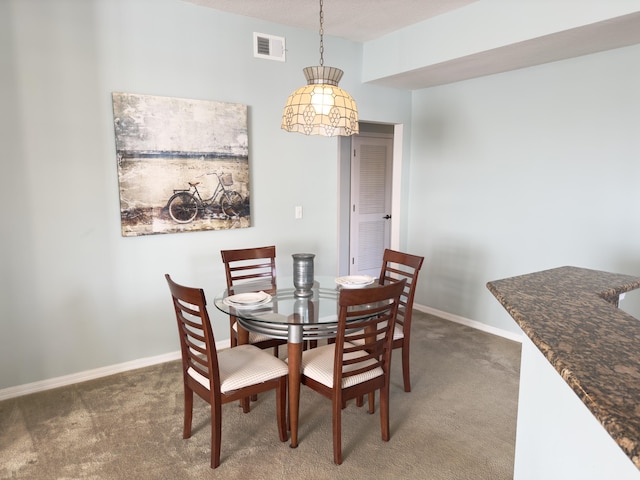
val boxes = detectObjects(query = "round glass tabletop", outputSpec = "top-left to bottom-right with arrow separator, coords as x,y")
214,276 -> 379,340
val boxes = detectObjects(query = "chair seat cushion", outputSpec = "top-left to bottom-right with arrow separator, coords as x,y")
188,344 -> 288,394
233,323 -> 280,344
297,343 -> 383,389
392,324 -> 404,341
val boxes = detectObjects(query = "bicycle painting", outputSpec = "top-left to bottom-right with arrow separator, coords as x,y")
167,171 -> 244,223
112,92 -> 251,237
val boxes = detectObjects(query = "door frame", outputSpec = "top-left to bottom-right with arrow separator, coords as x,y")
337,122 -> 403,276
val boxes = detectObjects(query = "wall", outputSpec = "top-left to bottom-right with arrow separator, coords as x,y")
362,1 -> 640,85
0,0 -> 412,390
3,0 -> 638,393
409,43 -> 640,333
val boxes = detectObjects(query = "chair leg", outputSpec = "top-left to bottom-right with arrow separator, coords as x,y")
232,331 -> 251,410
183,386 -> 193,439
276,376 -> 288,442
211,402 -> 222,468
356,395 -> 364,407
332,396 -> 343,465
402,343 -> 411,392
379,385 -> 390,442
241,396 -> 250,413
368,392 -> 375,414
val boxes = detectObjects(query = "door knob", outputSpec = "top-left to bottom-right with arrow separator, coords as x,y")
383,215 -> 391,219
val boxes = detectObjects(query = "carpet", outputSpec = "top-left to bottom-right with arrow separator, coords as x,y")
0,312 -> 521,479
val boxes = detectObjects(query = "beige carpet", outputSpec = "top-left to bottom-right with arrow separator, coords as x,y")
0,312 -> 521,479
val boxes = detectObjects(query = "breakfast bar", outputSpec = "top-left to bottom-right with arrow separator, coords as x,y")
487,266 -> 640,479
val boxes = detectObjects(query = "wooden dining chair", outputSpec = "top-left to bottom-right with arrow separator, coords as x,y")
165,274 -> 288,469
377,249 -> 424,392
297,279 -> 406,465
352,249 -> 425,409
220,245 -> 286,355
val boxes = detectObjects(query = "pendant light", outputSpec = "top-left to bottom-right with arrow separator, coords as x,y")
281,0 -> 359,137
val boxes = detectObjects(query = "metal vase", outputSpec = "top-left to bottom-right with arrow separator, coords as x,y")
292,253 -> 315,297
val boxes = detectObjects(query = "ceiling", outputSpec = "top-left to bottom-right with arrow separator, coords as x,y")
183,0 -> 478,42
183,0 -> 640,89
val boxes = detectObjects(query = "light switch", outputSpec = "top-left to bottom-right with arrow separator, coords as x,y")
295,205 -> 303,219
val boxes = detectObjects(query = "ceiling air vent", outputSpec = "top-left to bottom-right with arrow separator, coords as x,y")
253,32 -> 285,62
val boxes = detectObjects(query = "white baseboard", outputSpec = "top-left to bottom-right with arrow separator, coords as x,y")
0,338 -> 232,402
0,312 -> 517,401
413,303 -> 523,343
0,350 -> 179,402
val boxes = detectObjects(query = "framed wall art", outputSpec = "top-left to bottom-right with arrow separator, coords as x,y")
112,92 -> 250,237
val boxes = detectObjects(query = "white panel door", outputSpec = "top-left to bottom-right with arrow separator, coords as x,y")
350,135 -> 392,277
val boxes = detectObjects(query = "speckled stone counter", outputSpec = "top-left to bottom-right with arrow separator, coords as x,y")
487,266 -> 640,470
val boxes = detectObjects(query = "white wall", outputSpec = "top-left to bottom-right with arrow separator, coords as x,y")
0,0 -> 411,390
409,43 -> 640,333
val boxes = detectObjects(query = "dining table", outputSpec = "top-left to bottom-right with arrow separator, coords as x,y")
213,274 -> 377,448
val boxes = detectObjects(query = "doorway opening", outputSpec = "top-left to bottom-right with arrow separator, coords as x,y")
337,122 -> 403,276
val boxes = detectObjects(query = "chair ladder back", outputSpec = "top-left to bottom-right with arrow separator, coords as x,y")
227,262 -> 274,283
341,320 -> 389,378
221,246 -> 277,293
335,280 -> 406,387
219,246 -> 284,358
378,249 -> 425,331
166,274 -> 221,395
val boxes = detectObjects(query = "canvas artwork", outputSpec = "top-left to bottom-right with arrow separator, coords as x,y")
112,92 -> 250,237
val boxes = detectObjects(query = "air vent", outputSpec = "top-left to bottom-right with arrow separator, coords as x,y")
253,32 -> 285,62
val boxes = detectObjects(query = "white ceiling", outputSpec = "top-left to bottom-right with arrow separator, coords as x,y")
183,0 -> 478,42
183,0 -> 640,89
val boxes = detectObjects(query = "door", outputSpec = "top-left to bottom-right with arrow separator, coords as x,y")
349,135 -> 393,277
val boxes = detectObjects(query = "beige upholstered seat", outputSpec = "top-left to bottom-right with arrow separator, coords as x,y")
165,274 -> 288,469
187,344 -> 288,393
231,325 -> 277,345
296,280 -> 406,465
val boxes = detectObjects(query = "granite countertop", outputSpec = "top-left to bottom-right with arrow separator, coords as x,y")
486,266 -> 640,469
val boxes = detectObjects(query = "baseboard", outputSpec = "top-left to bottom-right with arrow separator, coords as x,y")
413,303 -> 523,343
0,312 -> 517,401
0,350 -> 184,402
0,337 -> 233,402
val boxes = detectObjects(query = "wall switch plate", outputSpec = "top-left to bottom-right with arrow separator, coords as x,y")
295,206 -> 303,219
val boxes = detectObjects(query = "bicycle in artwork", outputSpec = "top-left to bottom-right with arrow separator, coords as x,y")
167,171 -> 244,223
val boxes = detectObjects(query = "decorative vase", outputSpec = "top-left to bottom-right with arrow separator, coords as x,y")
292,253 -> 315,297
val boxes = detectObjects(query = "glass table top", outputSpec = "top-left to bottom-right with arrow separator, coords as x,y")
213,276 -> 342,327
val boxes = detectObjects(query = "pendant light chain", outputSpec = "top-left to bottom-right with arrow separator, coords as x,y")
318,0 -> 324,66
